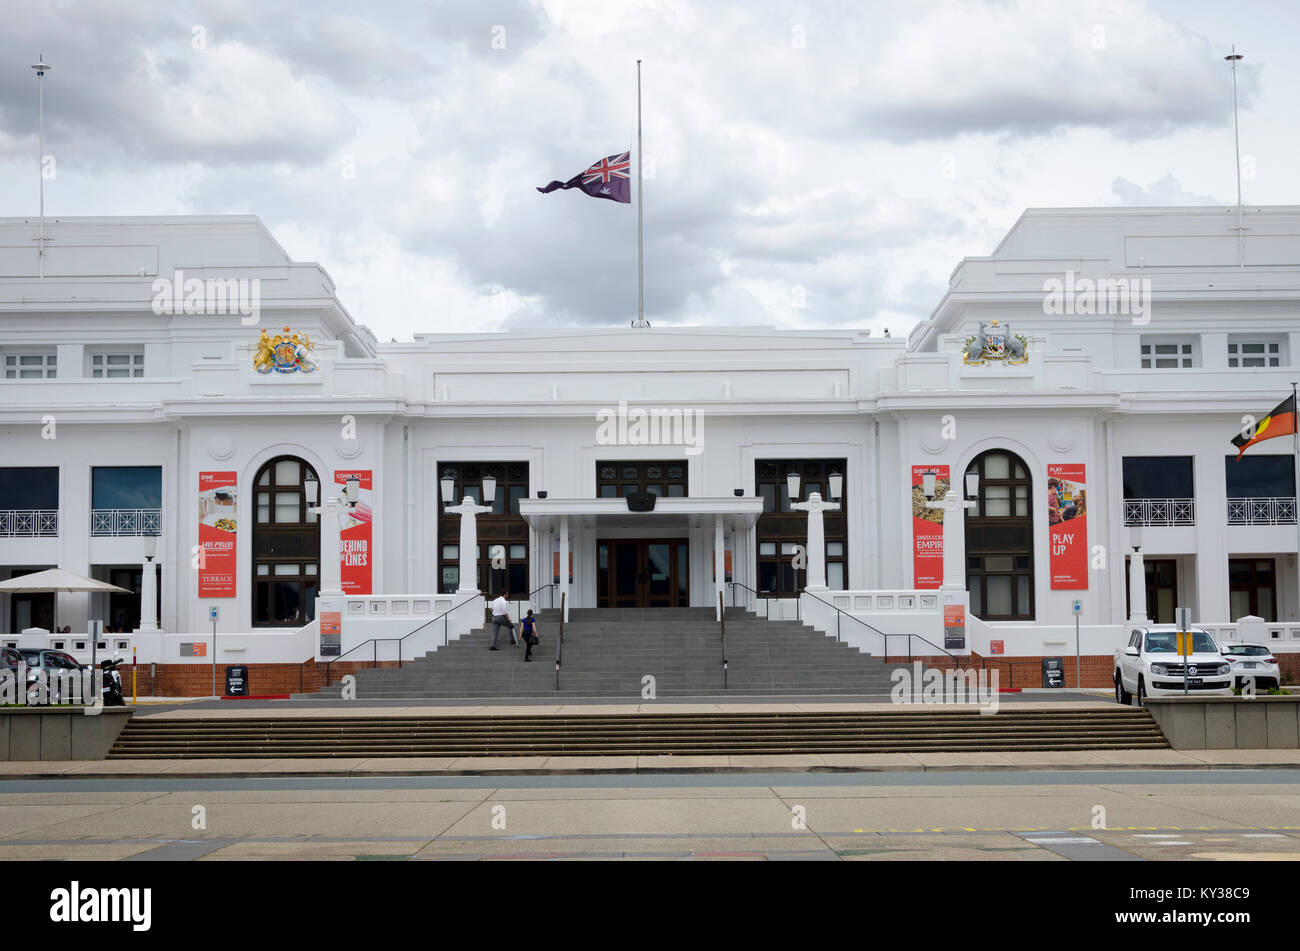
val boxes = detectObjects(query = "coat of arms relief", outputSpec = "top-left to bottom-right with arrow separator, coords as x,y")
962,320 -> 1029,366
254,326 -> 319,374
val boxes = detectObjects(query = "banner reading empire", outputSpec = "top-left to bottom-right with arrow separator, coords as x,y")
911,465 -> 947,589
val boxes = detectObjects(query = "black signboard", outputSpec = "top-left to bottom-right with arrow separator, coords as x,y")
225,665 -> 249,697
1041,657 -> 1064,689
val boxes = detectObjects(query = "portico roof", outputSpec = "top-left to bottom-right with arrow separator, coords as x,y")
518,496 -> 765,533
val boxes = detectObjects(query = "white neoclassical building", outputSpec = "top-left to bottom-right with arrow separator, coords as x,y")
1,207 -> 1297,687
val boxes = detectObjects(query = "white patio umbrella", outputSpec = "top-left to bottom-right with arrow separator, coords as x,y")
0,568 -> 131,635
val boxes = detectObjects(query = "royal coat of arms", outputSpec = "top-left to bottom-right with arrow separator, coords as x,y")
254,326 -> 318,374
963,320 -> 1028,365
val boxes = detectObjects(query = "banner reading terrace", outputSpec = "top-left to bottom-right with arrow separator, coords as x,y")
198,471 -> 237,597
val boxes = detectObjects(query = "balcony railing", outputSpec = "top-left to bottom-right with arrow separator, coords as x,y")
1226,497 -> 1297,526
0,510 -> 59,537
1124,498 -> 1195,527
91,508 -> 162,536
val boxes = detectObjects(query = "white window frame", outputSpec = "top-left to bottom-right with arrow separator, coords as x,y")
3,351 -> 57,379
1140,336 -> 1198,369
1227,336 -> 1285,369
89,350 -> 145,379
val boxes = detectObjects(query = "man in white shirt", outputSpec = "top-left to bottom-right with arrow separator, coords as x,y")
489,591 -> 517,650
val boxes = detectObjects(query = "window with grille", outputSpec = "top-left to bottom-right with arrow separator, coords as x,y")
437,462 -> 530,594
596,461 -> 687,499
3,353 -> 56,379
90,352 -> 144,378
1139,338 -> 1196,369
1227,338 -> 1284,368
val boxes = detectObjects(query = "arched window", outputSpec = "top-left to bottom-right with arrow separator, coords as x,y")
964,450 -> 1034,620
252,456 -> 320,627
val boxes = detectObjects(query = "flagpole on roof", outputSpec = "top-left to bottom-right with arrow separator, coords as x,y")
633,59 -> 648,329
1225,46 -> 1245,268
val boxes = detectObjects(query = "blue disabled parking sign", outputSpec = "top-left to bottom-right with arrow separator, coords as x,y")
1072,599 -> 1082,615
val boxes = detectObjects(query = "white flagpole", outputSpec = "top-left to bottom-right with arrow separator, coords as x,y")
634,59 -> 647,328
1226,47 -> 1245,268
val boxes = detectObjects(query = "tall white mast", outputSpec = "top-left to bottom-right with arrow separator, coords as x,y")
1226,46 -> 1245,269
31,55 -> 51,279
633,59 -> 648,328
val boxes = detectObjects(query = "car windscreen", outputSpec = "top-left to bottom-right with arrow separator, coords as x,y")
1144,631 -> 1218,654
1224,645 -> 1271,656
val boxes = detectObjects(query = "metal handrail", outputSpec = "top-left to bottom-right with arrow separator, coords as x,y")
554,591 -> 566,690
799,588 -> 959,664
718,590 -> 728,690
323,594 -> 480,686
526,582 -> 557,612
726,580 -> 771,619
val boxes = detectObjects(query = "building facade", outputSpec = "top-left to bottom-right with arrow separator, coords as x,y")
1,208 -> 1298,682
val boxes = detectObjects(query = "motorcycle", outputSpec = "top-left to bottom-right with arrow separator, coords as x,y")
100,658 -> 126,707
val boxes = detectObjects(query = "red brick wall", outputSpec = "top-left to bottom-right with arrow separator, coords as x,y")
125,659 -> 398,698
885,653 -> 1118,690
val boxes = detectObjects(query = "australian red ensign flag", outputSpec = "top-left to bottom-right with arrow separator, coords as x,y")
537,152 -> 632,203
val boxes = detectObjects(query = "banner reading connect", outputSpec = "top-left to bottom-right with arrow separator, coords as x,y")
911,464 -> 948,589
337,470 -> 373,595
1048,463 -> 1087,589
198,471 -> 237,597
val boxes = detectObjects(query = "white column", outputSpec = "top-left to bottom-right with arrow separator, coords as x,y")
136,559 -> 158,632
1128,550 -> 1149,624
457,496 -> 480,595
804,493 -> 829,590
559,516 -> 570,622
318,498 -> 343,597
714,515 -> 724,619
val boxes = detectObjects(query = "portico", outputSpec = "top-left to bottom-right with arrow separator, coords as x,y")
519,496 -> 764,618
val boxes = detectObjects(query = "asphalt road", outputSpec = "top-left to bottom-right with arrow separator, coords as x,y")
3,769 -> 1298,861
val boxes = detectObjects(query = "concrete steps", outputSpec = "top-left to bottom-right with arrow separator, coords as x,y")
108,709 -> 1169,758
300,607 -> 904,700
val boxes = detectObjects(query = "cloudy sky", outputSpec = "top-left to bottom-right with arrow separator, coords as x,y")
0,0 -> 1294,340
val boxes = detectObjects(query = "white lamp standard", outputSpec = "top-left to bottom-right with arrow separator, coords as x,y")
923,470 -> 979,591
136,532 -> 159,633
442,472 -> 494,595
790,473 -> 842,591
306,472 -> 355,599
1128,523 -> 1148,623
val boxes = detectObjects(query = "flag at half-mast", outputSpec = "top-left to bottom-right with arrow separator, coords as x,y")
1232,393 -> 1297,459
537,152 -> 632,203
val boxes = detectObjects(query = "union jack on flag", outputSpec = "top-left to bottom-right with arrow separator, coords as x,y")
537,151 -> 632,204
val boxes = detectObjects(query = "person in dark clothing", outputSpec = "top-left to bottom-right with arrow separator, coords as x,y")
520,610 -> 539,661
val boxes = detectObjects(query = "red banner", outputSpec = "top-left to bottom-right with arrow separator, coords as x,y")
1048,463 -> 1088,589
911,465 -> 948,589
336,470 -> 373,595
198,471 -> 237,597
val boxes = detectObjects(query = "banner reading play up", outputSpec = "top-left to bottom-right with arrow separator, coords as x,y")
911,465 -> 948,589
1047,464 -> 1087,589
198,471 -> 238,597
337,470 -> 374,595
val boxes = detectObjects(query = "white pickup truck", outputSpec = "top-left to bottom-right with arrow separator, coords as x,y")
1114,624 -> 1234,705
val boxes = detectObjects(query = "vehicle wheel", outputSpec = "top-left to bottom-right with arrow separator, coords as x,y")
1114,672 -> 1132,705
1136,678 -> 1146,707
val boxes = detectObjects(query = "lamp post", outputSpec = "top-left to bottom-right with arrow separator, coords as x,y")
790,477 -> 842,591
1128,523 -> 1148,624
441,473 -> 494,595
306,472 -> 353,599
923,470 -> 979,591
136,532 -> 159,633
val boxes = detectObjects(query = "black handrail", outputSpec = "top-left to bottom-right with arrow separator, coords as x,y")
718,590 -> 728,690
799,588 -> 959,664
323,594 -> 480,686
726,581 -> 771,619
554,591 -> 566,690
526,582 -> 557,612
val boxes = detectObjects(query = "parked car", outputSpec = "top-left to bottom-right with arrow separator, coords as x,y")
1114,624 -> 1234,705
18,649 -> 90,705
1219,641 -> 1282,691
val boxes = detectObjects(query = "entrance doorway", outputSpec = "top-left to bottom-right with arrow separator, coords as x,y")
597,538 -> 689,607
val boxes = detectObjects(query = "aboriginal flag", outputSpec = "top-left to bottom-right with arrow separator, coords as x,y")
1232,393 -> 1296,459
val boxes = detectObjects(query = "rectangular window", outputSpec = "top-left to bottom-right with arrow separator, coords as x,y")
91,466 -> 162,509
1123,457 -> 1194,500
596,460 -> 687,498
437,462 -> 529,593
90,352 -> 144,378
3,353 -> 57,379
1225,455 -> 1296,498
1139,338 -> 1197,369
0,467 -> 58,510
755,458 -> 847,596
1228,338 -> 1285,369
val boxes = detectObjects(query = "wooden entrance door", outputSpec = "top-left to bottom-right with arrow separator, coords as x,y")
597,538 -> 689,607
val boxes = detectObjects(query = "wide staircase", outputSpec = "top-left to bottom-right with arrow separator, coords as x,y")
108,709 -> 1169,758
301,607 -> 900,700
